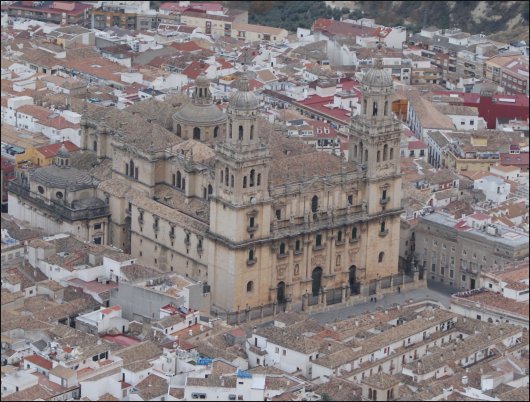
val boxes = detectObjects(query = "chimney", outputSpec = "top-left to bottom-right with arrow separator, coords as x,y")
461,375 -> 468,385
188,329 -> 193,337
328,343 -> 331,351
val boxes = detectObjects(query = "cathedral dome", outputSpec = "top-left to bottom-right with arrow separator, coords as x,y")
229,73 -> 259,111
173,103 -> 226,125
32,165 -> 97,191
362,59 -> 393,88
173,74 -> 226,125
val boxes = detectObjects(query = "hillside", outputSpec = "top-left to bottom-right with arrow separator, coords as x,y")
226,1 -> 529,40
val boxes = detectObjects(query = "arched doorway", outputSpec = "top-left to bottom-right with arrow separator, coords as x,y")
349,265 -> 360,295
277,281 -> 286,304
193,127 -> 201,140
312,267 -> 323,296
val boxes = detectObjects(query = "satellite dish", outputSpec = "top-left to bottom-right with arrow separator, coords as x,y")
250,197 -> 257,205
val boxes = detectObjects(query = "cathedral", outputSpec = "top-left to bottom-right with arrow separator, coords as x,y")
9,60 -> 402,314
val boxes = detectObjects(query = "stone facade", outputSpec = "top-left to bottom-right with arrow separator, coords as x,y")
15,63 -> 403,314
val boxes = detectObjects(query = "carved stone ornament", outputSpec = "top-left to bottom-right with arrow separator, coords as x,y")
311,255 -> 326,267
277,264 -> 288,279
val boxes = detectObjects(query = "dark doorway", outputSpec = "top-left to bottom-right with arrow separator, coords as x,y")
470,278 -> 476,290
312,267 -> 323,296
193,127 -> 201,140
349,265 -> 360,294
277,281 -> 286,304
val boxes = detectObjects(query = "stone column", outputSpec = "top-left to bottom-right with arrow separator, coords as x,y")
342,283 -> 348,303
272,301 -> 277,316
322,287 -> 327,307
302,292 -> 308,311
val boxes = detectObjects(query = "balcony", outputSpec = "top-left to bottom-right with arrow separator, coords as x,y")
349,236 -> 360,244
247,258 -> 257,266
379,229 -> 389,237
380,196 -> 390,206
247,224 -> 259,233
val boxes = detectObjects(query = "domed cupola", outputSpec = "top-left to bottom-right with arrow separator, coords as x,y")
54,143 -> 71,168
361,57 -> 393,89
172,73 -> 227,142
228,72 -> 259,112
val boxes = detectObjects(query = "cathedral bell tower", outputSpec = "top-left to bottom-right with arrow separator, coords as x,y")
349,53 -> 403,280
210,71 -> 271,243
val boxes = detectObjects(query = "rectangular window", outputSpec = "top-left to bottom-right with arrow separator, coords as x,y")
94,223 -> 102,230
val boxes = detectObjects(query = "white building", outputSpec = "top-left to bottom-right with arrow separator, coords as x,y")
75,305 -> 129,335
474,175 -> 511,203
246,327 -> 320,378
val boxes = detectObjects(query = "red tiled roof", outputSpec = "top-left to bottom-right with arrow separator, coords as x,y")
182,61 -> 209,80
313,18 -> 379,38
500,152 -> 529,167
9,1 -> 92,16
215,57 -> 233,70
469,212 -> 490,220
295,95 -> 350,124
170,41 -> 203,52
101,305 -> 121,315
36,141 -> 78,158
408,140 -> 428,150
24,354 -> 53,370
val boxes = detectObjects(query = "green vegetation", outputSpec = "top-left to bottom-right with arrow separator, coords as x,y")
227,1 -> 529,36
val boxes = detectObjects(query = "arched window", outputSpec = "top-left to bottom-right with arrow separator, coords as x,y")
383,144 -> 388,161
93,140 -> 97,152
295,239 -> 301,252
176,124 -> 182,137
249,169 -> 255,187
257,173 -> 261,186
225,168 -> 229,186
377,150 -> 381,162
248,249 -> 254,261
239,125 -> 243,140
193,127 -> 201,140
364,149 -> 368,162
363,99 -> 367,115
208,184 -> 213,195
381,221 -> 386,233
220,169 -> 223,183
243,176 -> 247,188
231,175 -> 234,188
354,144 -> 358,157
279,242 -> 286,255
315,233 -> 322,247
229,123 -> 233,138
337,230 -> 342,242
129,160 -> 134,177
378,252 -> 384,263
384,100 -> 388,116
176,171 -> 182,188
311,195 -> 318,213
250,125 -> 254,140
181,178 -> 186,191
368,389 -> 373,400
390,147 -> 394,160
351,226 -> 357,240
372,101 -> 378,116
246,281 -> 254,292
213,126 -> 219,138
